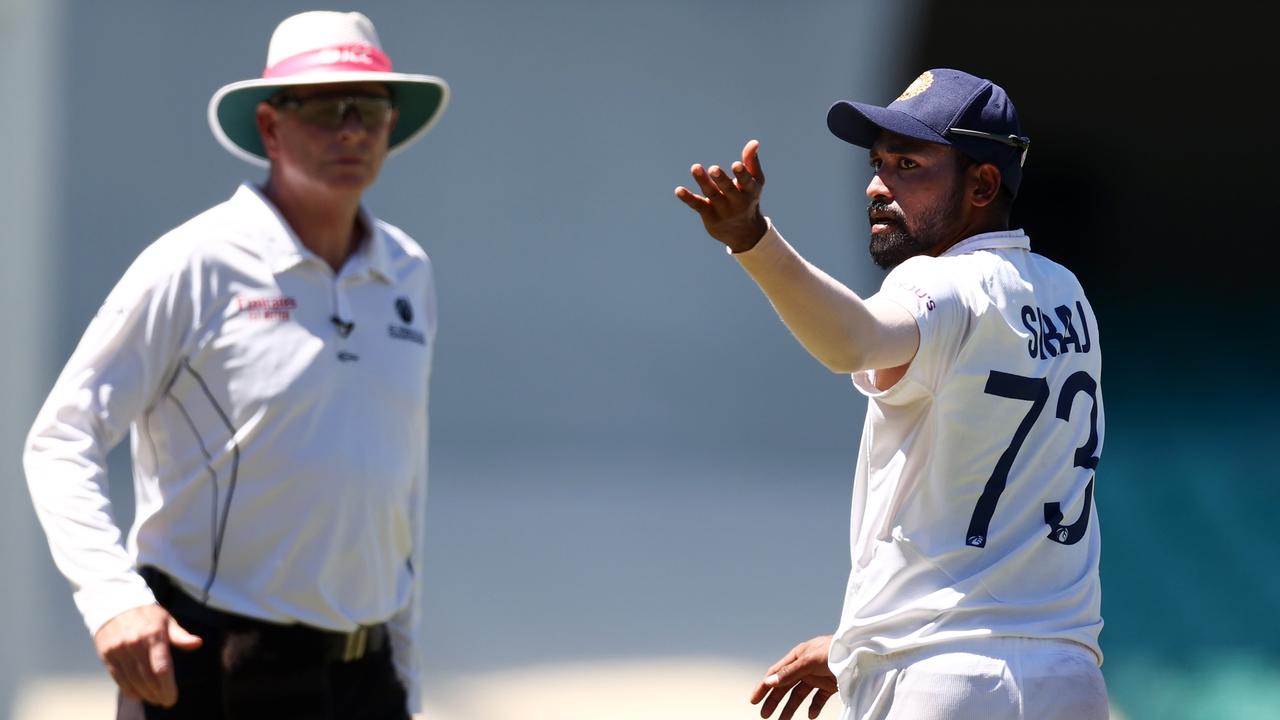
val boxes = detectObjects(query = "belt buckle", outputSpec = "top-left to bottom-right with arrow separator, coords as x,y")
342,626 -> 369,662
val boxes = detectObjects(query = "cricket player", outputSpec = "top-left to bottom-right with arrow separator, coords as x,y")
24,11 -> 447,719
676,69 -> 1109,719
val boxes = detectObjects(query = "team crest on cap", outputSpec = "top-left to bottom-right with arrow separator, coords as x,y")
896,71 -> 934,101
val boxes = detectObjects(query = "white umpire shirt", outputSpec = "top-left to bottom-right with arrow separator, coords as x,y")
24,183 -> 436,709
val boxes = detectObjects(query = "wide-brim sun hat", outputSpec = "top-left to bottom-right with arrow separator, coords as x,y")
826,68 -> 1028,197
208,10 -> 449,167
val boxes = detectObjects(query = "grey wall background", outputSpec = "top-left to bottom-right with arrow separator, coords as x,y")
2,0 -> 920,713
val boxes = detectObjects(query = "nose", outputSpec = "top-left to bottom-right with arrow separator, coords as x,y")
865,172 -> 891,202
337,107 -> 369,139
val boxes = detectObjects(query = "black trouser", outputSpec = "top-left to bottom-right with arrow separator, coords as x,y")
117,569 -> 410,720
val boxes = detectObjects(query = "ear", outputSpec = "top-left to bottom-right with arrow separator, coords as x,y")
970,163 -> 1002,208
255,102 -> 280,160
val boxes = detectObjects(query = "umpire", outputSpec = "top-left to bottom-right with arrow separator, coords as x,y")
24,11 -> 448,719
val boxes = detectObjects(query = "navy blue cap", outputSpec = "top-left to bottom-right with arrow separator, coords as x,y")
827,68 -> 1029,197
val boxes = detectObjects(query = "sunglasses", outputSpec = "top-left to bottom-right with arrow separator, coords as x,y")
946,127 -> 1031,167
271,94 -> 396,132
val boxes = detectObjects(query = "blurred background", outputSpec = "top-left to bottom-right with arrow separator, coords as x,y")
2,1 -> 1275,718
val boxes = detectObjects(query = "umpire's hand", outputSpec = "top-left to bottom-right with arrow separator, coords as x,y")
94,603 -> 203,708
749,634 -> 838,720
675,139 -> 769,253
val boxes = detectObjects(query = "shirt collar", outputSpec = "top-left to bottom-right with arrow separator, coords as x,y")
940,228 -> 1030,257
231,183 -> 393,283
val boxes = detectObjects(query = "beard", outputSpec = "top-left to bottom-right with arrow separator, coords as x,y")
867,182 -> 966,270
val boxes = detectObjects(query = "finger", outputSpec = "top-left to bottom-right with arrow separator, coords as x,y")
706,165 -> 738,197
808,689 -> 834,719
674,186 -> 711,214
133,647 -> 168,705
104,662 -> 141,702
743,139 -> 765,183
690,164 -> 723,200
731,161 -> 759,193
107,648 -> 156,705
168,618 -> 203,651
116,650 -> 162,705
749,678 -> 773,705
149,638 -> 178,707
779,683 -> 812,720
760,679 -> 802,718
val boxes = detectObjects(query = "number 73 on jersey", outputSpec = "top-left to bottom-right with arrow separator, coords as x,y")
966,369 -> 1100,549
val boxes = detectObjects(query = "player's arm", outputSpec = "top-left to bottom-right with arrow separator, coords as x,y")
675,140 -> 918,374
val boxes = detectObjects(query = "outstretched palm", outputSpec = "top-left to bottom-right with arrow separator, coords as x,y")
675,139 -> 768,253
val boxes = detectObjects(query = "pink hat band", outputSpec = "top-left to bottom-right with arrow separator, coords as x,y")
263,43 -> 393,79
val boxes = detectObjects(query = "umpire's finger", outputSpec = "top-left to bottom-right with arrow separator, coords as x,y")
149,636 -> 179,707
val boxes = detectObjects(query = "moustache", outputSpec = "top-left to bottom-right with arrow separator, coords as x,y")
867,201 -> 906,225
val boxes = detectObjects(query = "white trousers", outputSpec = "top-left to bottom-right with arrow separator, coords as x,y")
839,637 -> 1109,720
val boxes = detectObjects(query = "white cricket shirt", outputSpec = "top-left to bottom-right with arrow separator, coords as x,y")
24,183 -> 436,706
827,229 -> 1104,699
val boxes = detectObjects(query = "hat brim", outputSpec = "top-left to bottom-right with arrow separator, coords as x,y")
208,72 -> 450,167
826,100 -> 950,150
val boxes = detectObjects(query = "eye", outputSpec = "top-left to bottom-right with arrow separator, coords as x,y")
899,157 -> 919,169
869,158 -> 882,171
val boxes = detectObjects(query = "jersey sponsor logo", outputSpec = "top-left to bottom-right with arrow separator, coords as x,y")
234,295 -> 297,321
1020,301 -> 1093,359
898,283 -> 936,311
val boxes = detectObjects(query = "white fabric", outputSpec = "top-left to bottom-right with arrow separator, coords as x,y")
24,182 -> 435,711
831,229 -> 1104,705
839,637 -> 1108,720
265,11 -> 382,68
732,225 -> 1105,714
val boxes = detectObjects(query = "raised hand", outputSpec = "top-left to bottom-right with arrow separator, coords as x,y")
675,139 -> 768,253
748,635 -> 838,720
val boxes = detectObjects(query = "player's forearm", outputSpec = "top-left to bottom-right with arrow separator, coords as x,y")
733,220 -> 880,373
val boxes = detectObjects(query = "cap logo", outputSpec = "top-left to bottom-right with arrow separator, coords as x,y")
896,71 -> 934,101
263,43 -> 393,79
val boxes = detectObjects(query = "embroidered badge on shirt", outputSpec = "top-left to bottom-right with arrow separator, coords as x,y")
388,296 -> 424,344
235,296 -> 297,320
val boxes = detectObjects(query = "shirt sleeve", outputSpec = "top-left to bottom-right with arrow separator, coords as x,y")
854,255 -> 969,400
23,246 -> 196,635
387,256 -> 436,713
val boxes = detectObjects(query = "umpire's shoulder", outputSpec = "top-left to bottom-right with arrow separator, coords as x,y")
373,218 -> 435,275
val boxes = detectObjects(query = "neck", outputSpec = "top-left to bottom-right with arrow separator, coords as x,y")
263,178 -> 364,272
932,213 -> 1009,256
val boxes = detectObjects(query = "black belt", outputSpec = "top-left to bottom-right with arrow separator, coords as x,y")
140,567 -> 389,663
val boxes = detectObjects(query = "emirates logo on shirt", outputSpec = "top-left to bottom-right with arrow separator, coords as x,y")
235,296 -> 297,321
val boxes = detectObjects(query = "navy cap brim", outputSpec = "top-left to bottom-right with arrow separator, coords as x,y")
826,101 -> 950,149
